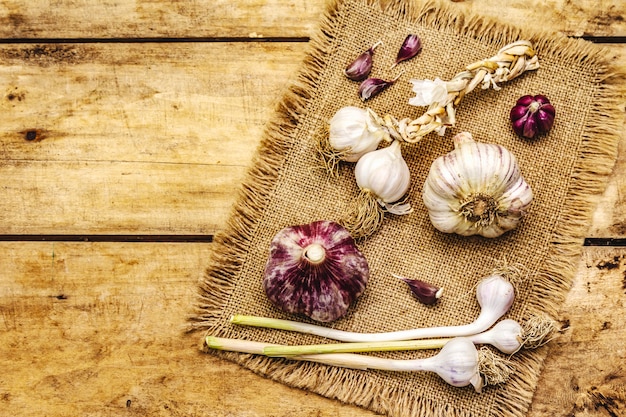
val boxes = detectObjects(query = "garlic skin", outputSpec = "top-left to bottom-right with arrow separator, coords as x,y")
419,337 -> 483,392
354,140 -> 412,214
472,319 -> 523,354
328,106 -> 388,162
422,132 -> 533,238
263,220 -> 369,322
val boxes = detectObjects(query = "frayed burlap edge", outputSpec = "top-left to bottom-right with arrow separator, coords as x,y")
189,0 -> 624,416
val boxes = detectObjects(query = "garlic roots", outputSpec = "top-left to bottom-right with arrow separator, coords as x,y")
422,132 -> 533,238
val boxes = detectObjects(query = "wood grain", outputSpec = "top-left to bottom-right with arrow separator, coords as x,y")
0,0 -> 624,39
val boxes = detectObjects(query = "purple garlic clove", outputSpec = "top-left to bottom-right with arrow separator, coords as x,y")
358,73 -> 402,101
510,94 -> 556,139
394,273 -> 443,305
344,41 -> 382,81
392,34 -> 422,68
263,220 -> 369,322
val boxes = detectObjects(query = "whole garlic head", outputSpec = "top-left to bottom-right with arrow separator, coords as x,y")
354,140 -> 412,214
263,220 -> 369,322
329,106 -> 388,162
422,132 -> 532,238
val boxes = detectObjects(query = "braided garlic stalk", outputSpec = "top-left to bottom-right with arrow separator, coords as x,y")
370,40 -> 540,143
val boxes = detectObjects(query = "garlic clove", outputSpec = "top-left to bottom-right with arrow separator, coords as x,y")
344,41 -> 382,81
392,34 -> 422,68
393,273 -> 443,305
263,220 -> 369,322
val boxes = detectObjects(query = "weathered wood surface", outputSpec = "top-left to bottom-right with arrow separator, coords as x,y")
0,0 -> 624,38
0,1 -> 625,416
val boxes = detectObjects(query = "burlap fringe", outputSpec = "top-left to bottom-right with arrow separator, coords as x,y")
191,0 -> 625,416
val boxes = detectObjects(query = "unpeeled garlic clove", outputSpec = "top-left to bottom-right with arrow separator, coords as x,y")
393,273 -> 443,305
392,34 -> 422,68
358,72 -> 402,101
344,41 -> 382,81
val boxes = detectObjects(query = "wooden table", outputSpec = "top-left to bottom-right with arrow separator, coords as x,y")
1,1 -> 624,416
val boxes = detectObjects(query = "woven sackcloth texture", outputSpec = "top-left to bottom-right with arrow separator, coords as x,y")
191,0 -> 623,416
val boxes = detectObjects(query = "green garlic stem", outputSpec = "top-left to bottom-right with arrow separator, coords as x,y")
205,335 -> 423,371
263,337 -> 449,356
230,312 -> 497,342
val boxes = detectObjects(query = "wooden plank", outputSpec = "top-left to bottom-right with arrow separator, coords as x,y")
0,0 -> 624,40
0,242 -> 372,416
1,243 -> 624,416
0,42 -> 304,235
528,247 -> 626,416
0,42 -> 624,235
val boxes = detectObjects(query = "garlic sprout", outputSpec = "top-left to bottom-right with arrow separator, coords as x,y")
205,335 -> 510,392
231,273 -> 514,342
340,140 -> 412,239
368,40 -> 540,143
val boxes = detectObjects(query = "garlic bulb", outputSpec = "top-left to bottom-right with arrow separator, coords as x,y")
262,220 -> 369,322
327,106 -> 389,162
354,140 -> 411,213
422,132 -> 533,238
341,140 -> 412,239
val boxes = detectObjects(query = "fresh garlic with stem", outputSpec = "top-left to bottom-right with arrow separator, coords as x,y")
231,273 -> 514,342
261,318 -> 526,356
319,106 -> 392,173
205,335 -> 507,393
368,40 -> 540,142
340,140 -> 412,239
422,132 -> 533,238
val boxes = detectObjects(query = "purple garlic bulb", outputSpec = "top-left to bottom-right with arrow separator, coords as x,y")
263,220 -> 369,322
510,94 -> 556,139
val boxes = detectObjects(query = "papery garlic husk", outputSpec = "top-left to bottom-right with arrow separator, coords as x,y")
422,132 -> 533,238
263,220 -> 369,322
324,106 -> 390,164
341,140 -> 412,239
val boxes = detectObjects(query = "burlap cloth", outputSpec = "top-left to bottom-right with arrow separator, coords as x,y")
191,0 -> 624,416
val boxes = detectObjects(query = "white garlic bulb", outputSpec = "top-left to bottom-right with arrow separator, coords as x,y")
328,106 -> 389,162
422,132 -> 532,238
354,140 -> 412,215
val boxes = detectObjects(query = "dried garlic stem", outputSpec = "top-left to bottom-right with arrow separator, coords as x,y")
372,40 -> 540,143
